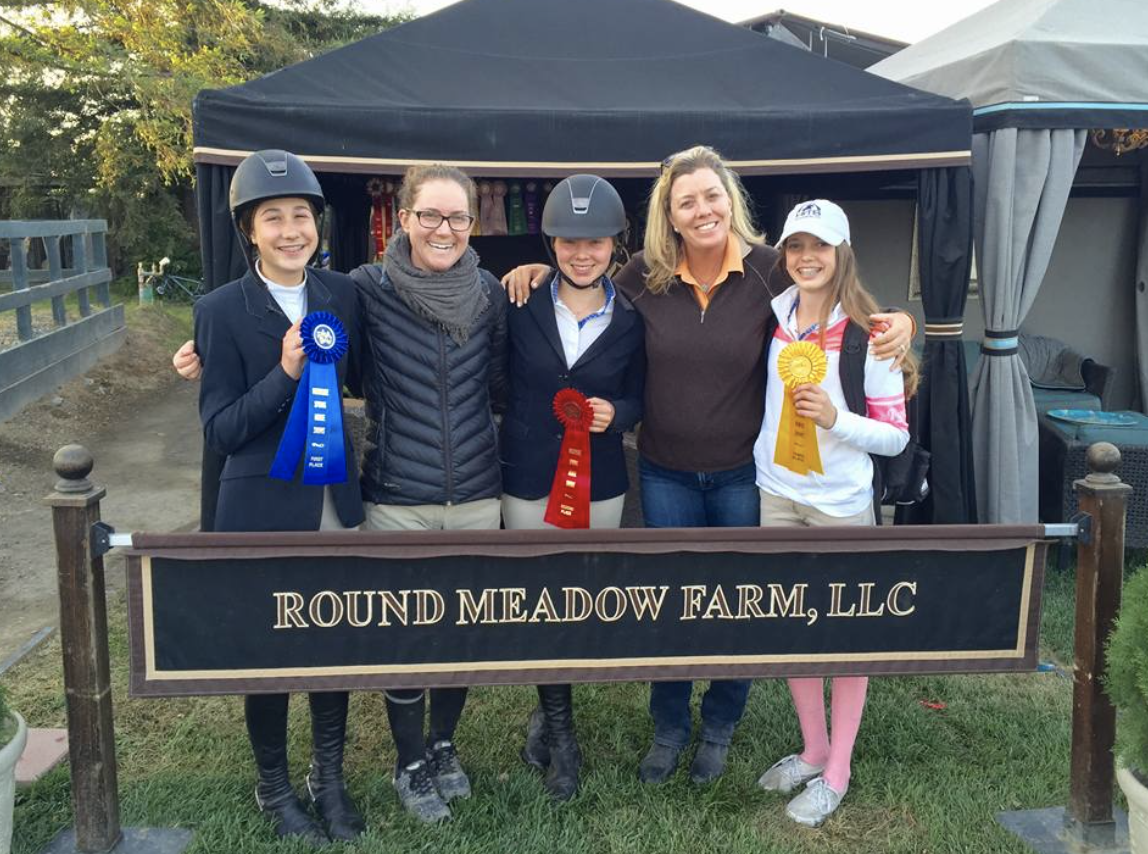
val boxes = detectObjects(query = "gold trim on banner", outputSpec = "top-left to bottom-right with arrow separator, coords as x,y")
146,645 -> 1031,681
142,556 -> 157,678
141,544 -> 1036,681
1013,543 -> 1035,655
192,147 -> 973,177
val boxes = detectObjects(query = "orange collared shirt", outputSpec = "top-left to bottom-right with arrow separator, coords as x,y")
675,234 -> 744,311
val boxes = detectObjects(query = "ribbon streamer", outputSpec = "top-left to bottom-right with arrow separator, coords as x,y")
367,177 -> 388,260
524,181 -> 540,234
774,341 -> 828,476
544,388 -> 594,529
269,311 -> 350,485
507,182 -> 527,236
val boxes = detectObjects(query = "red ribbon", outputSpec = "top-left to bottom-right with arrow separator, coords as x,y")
371,198 -> 386,260
544,388 -> 594,529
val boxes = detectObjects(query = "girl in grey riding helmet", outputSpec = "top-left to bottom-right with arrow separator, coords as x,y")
500,174 -> 646,800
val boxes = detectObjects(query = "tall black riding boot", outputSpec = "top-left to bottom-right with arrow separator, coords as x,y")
245,694 -> 328,846
521,704 -> 550,771
307,691 -> 365,841
537,684 -> 581,801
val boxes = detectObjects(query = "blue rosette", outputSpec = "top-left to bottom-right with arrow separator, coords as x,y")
269,311 -> 350,485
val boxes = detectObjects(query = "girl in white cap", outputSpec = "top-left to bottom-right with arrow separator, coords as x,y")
754,199 -> 919,828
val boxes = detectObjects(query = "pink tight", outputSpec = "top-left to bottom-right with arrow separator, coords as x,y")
788,676 -> 868,792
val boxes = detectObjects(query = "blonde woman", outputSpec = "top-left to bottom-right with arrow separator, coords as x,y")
501,145 -> 915,786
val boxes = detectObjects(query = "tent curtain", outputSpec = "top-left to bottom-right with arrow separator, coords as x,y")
196,163 -> 246,292
325,180 -> 371,273
970,127 -> 1086,523
1135,160 -> 1148,412
900,167 -> 977,524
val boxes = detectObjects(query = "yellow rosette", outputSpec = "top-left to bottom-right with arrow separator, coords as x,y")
774,341 -> 829,475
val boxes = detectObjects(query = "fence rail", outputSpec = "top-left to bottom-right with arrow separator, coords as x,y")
0,219 -> 124,423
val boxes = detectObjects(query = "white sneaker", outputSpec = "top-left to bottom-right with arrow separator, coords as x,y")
757,753 -> 825,794
786,776 -> 846,828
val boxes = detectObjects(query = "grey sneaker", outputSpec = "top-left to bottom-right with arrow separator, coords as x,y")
393,760 -> 451,823
757,753 -> 826,794
427,740 -> 471,802
785,776 -> 846,828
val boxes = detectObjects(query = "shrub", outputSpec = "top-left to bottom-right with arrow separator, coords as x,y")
1106,567 -> 1148,775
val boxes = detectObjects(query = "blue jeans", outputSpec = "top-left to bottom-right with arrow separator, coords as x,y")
639,456 -> 757,747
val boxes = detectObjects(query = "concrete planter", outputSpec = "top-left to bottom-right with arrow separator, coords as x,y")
1118,765 -> 1148,854
0,712 -> 28,854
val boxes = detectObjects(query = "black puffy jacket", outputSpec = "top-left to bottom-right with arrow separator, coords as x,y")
350,264 -> 508,506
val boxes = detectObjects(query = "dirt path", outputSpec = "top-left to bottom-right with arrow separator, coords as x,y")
0,313 -> 202,662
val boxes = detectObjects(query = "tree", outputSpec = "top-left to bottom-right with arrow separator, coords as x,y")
0,0 -> 411,272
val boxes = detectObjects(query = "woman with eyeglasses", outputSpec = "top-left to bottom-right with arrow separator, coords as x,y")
346,163 -> 508,825
502,145 -> 915,787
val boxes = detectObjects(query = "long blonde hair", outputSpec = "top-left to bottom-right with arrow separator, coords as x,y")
784,242 -> 920,398
643,146 -> 763,294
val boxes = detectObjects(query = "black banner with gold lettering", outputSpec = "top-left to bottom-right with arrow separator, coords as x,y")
125,526 -> 1047,697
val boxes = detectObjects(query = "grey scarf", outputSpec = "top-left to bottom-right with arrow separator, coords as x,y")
384,231 -> 488,345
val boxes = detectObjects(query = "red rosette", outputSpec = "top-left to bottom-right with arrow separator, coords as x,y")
544,388 -> 593,529
551,388 -> 594,431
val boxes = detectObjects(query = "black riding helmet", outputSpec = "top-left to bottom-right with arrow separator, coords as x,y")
541,174 -> 626,289
229,149 -> 326,275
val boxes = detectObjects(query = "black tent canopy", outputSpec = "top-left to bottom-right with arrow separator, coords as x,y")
193,0 -> 970,175
192,0 -> 978,524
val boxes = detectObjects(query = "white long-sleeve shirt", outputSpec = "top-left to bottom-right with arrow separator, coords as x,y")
754,286 -> 909,517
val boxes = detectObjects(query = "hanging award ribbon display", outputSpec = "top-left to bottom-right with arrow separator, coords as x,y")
269,311 -> 350,485
543,388 -> 594,529
773,341 -> 828,476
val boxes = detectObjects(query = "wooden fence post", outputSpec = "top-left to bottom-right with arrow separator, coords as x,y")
1066,441 -> 1131,848
43,444 -> 122,853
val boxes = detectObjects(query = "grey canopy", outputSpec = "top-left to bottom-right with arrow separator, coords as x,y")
872,0 -> 1148,523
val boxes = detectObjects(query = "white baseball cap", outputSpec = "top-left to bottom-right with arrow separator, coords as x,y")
776,199 -> 851,247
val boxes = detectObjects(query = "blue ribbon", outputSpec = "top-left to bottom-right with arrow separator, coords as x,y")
269,311 -> 349,485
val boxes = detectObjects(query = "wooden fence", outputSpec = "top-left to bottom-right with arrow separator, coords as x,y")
0,220 -> 124,423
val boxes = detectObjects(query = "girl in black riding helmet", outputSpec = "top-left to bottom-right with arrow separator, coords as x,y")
500,175 -> 646,801
192,149 -> 365,846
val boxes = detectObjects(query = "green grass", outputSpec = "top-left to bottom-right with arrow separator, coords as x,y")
4,550 -> 1115,854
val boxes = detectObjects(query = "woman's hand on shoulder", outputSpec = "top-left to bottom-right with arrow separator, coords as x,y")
499,264 -> 550,307
793,384 -> 837,430
869,311 -> 915,370
173,340 -> 202,381
587,397 -> 615,433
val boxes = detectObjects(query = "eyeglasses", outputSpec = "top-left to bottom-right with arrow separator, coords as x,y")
409,209 -> 475,232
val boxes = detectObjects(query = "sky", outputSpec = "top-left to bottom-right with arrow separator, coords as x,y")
354,0 -> 1002,43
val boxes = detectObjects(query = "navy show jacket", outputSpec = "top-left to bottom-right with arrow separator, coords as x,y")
194,269 -> 364,532
500,282 -> 645,502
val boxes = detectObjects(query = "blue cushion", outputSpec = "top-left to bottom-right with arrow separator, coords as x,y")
1032,389 -> 1101,414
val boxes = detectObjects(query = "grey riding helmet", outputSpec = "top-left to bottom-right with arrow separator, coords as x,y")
541,174 -> 626,239
229,149 -> 326,271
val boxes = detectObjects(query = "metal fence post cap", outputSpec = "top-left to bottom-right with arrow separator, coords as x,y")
52,444 -> 94,493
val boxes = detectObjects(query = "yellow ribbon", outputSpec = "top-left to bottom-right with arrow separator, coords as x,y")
774,341 -> 828,475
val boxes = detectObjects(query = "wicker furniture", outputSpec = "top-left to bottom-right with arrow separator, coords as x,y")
1038,410 -> 1148,549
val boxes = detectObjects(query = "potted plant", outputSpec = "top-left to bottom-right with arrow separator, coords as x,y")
0,684 -> 27,854
1107,567 -> 1148,853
